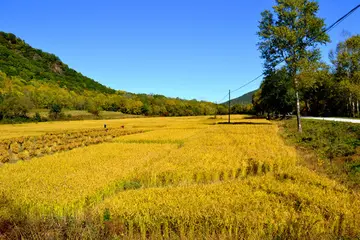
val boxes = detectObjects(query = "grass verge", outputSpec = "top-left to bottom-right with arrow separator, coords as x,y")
278,119 -> 360,189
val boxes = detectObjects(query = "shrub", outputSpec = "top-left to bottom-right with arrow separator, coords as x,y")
32,112 -> 42,122
49,104 -> 62,120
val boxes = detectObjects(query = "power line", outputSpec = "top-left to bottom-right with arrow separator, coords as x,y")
217,73 -> 264,103
230,73 -> 264,94
324,4 -> 360,33
220,3 -> 360,103
218,92 -> 230,103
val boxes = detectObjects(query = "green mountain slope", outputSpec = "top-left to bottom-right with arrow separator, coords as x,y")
0,32 -> 114,94
0,31 -> 218,121
223,90 -> 257,105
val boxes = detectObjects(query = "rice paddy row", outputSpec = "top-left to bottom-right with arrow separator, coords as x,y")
0,115 -> 359,239
0,128 -> 147,164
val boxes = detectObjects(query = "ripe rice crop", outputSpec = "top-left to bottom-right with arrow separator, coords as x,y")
126,124 -> 298,187
0,116 -> 214,139
95,171 -> 360,239
0,142 -> 175,217
0,116 -> 359,239
0,128 -> 146,163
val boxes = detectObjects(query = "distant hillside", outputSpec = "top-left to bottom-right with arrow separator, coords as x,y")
223,90 -> 257,105
0,32 -> 114,93
0,31 -> 218,121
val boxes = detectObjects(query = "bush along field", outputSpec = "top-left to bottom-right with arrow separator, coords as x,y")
0,115 -> 359,239
280,119 -> 360,188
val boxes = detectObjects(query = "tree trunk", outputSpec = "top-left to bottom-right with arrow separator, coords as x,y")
349,94 -> 354,117
295,90 -> 302,133
294,76 -> 302,133
304,100 -> 309,116
352,101 -> 355,117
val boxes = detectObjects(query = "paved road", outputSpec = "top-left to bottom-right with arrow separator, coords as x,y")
302,116 -> 360,124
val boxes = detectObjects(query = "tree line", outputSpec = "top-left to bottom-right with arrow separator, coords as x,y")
0,71 -> 217,122
254,33 -> 360,119
252,0 -> 359,132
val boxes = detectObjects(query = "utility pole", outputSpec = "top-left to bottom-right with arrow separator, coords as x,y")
215,101 -> 218,119
228,90 -> 230,123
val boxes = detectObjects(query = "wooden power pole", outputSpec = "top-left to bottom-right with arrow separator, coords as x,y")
228,90 -> 230,123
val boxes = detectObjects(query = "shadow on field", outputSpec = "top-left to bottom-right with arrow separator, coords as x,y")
217,122 -> 272,125
243,116 -> 293,120
243,116 -> 266,120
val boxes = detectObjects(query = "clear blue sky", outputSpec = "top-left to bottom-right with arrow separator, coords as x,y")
1,1 -> 359,102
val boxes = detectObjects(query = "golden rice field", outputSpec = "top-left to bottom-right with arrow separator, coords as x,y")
0,115 -> 359,239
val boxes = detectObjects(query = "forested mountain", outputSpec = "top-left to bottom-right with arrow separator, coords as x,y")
223,90 -> 257,105
0,32 -> 114,93
0,32 -> 217,121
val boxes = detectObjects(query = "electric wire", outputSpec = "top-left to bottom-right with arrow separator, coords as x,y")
218,3 -> 360,104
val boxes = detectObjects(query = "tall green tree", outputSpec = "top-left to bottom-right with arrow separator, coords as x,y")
330,35 -> 360,117
260,68 -> 295,118
297,61 -> 338,116
258,0 -> 329,132
252,89 -> 264,116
